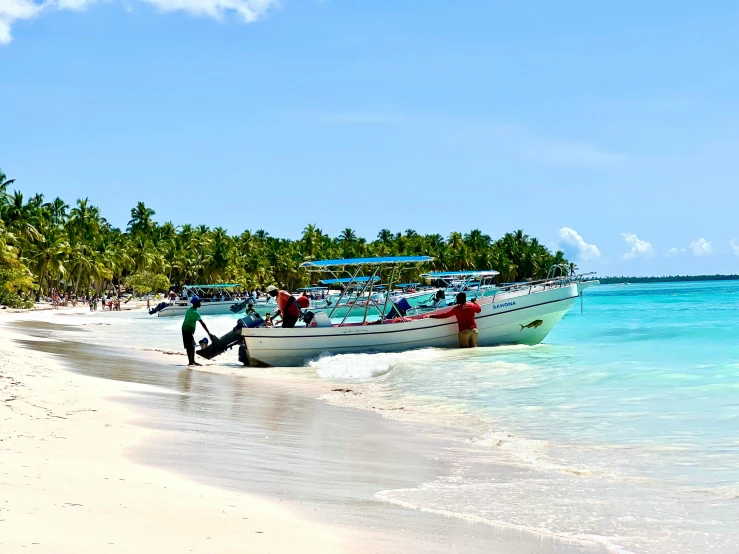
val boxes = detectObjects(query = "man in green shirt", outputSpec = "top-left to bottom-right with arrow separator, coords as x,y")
182,296 -> 215,366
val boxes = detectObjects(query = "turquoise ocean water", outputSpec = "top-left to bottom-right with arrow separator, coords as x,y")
31,281 -> 739,553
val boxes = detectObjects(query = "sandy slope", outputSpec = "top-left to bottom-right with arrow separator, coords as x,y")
0,318 -> 352,553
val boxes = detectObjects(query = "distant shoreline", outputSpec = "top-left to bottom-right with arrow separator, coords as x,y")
598,274 -> 739,285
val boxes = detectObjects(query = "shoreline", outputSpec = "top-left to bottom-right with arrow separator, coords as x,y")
0,317 -> 355,553
1,309 -> 609,553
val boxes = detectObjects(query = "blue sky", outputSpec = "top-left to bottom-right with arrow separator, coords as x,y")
2,0 -> 738,276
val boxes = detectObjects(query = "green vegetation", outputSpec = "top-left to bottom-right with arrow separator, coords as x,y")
125,271 -> 171,295
0,167 -> 569,307
600,275 -> 739,284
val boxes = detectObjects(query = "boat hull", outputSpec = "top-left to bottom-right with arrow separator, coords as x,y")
157,300 -> 243,317
240,285 -> 578,366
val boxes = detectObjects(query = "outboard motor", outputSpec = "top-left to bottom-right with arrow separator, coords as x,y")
301,311 -> 316,326
196,313 -> 264,361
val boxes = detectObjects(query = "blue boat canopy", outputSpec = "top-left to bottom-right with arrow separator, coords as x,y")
318,276 -> 380,285
422,270 -> 499,278
301,256 -> 433,268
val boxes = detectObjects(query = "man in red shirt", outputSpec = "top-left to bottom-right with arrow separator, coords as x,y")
426,292 -> 481,348
267,285 -> 301,328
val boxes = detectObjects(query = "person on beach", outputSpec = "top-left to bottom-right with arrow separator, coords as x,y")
425,292 -> 481,348
93,297 -> 98,311
182,296 -> 216,366
267,285 -> 300,329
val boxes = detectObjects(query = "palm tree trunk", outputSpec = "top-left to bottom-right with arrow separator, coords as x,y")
73,266 -> 84,295
37,259 -> 49,296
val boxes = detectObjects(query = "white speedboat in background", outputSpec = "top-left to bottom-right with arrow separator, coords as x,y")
151,284 -> 246,317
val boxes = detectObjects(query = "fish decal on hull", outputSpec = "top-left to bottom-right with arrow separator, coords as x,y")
520,319 -> 544,331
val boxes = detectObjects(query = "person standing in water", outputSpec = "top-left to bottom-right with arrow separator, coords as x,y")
182,296 -> 216,366
267,285 -> 300,328
425,292 -> 481,348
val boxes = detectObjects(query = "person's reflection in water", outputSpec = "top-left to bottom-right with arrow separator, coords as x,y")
177,368 -> 192,410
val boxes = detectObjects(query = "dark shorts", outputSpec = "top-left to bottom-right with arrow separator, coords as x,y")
182,329 -> 195,349
282,312 -> 299,329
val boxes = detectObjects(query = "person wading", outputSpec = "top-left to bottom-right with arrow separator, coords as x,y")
267,285 -> 300,328
425,292 -> 482,348
182,295 -> 216,366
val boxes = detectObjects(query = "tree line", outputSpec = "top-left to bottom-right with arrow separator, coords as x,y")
599,275 -> 739,284
0,168 -> 570,307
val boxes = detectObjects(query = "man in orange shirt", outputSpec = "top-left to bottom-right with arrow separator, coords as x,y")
267,285 -> 301,328
425,292 -> 481,348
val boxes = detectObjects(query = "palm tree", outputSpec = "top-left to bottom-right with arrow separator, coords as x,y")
127,202 -> 156,235
30,225 -> 70,294
45,198 -> 69,226
339,228 -> 357,243
377,229 -> 393,244
68,198 -> 102,241
0,168 -> 15,196
301,224 -> 324,259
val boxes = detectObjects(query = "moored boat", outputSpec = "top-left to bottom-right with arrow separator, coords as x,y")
153,284 -> 246,317
237,257 -> 579,367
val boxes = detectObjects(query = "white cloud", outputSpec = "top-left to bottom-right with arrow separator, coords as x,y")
666,247 -> 685,257
557,227 -> 600,261
689,238 -> 712,256
0,0 -> 43,44
141,0 -> 278,22
56,0 -> 99,9
621,232 -> 653,261
0,0 -> 278,44
730,239 -> 739,256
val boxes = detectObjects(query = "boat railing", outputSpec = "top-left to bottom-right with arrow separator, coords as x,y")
487,275 -> 578,304
401,276 -> 576,317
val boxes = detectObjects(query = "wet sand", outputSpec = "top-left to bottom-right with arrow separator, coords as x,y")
3,314 -> 607,553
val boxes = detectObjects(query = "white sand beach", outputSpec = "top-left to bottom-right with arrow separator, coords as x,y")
1,307 -> 608,554
0,311 -> 353,553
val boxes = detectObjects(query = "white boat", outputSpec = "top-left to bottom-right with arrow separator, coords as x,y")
153,284 -> 246,317
238,257 -> 579,367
